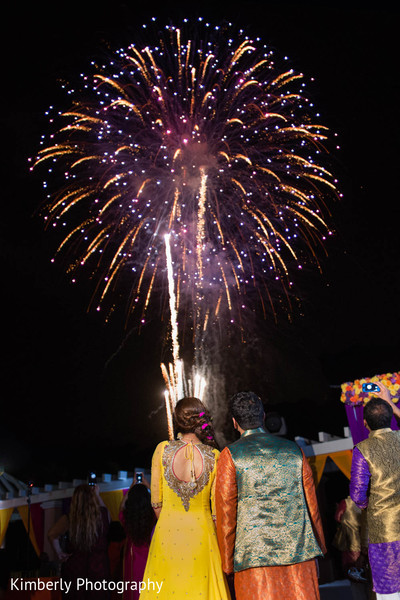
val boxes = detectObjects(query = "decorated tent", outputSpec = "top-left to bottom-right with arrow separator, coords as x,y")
295,430 -> 353,487
341,371 -> 400,444
0,469 -> 31,548
294,371 -> 400,487
0,470 -> 147,559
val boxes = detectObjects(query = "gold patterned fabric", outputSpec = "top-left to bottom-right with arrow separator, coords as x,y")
216,442 -> 325,600
357,429 -> 400,544
333,497 -> 366,552
162,440 -> 216,511
219,429 -> 322,570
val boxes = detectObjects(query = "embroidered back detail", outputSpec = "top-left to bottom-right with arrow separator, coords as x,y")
162,441 -> 215,511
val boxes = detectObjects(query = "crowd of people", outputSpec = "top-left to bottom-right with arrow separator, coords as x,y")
45,384 -> 400,600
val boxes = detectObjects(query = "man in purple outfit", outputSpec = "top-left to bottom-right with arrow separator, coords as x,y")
350,384 -> 400,600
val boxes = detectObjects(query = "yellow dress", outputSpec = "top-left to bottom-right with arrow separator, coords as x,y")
140,440 -> 231,600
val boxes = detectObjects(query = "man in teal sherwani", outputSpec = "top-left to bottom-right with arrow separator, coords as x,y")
216,391 -> 326,600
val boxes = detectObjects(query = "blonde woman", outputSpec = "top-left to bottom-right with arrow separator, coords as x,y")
48,483 -> 110,599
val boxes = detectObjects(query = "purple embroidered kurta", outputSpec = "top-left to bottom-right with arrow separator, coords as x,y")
350,446 -> 400,594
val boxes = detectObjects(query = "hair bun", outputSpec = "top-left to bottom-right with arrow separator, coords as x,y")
173,397 -> 218,449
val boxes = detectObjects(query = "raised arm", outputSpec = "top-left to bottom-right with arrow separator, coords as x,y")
119,474 -> 151,513
374,382 -> 400,421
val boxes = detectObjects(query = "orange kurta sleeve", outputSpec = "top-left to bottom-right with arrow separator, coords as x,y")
216,447 -> 237,575
302,452 -> 327,554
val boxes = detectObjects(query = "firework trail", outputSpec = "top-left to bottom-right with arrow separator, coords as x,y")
164,233 -> 181,388
163,232 -> 207,435
32,19 -> 340,423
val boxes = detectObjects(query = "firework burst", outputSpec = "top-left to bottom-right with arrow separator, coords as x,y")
33,18 -> 340,356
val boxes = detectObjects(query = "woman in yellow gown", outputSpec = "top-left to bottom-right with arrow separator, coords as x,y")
139,397 -> 231,600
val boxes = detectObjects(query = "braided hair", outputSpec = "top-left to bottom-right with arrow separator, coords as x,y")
173,397 -> 219,449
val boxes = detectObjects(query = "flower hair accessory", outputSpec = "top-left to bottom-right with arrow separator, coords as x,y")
199,412 -> 205,417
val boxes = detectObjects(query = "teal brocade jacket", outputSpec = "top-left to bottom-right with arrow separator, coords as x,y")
228,428 -> 322,571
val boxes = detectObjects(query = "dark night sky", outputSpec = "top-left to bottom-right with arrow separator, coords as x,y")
1,1 -> 399,485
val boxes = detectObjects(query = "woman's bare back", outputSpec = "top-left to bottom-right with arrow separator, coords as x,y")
172,442 -> 204,482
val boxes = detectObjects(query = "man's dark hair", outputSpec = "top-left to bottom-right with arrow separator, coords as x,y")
363,398 -> 393,430
230,391 -> 264,430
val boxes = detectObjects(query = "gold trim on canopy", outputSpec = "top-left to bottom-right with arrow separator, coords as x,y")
0,508 -> 13,547
17,505 -> 40,556
308,450 -> 352,486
